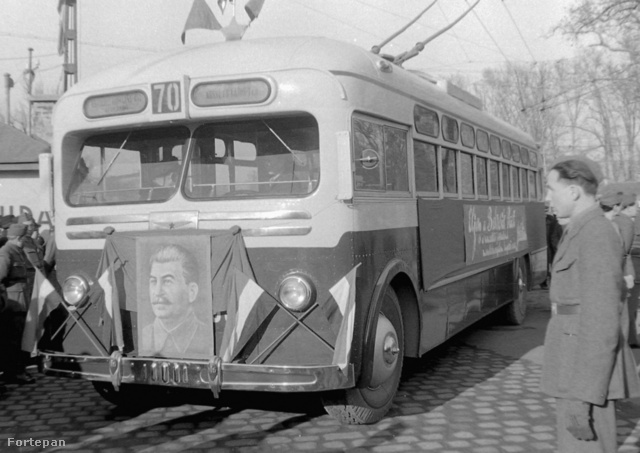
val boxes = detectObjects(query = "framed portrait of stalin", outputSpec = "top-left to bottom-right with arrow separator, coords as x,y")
136,236 -> 214,360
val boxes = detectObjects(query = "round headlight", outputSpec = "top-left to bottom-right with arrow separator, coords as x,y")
62,275 -> 89,307
278,275 -> 314,312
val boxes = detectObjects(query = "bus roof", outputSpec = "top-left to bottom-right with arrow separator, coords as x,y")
62,36 -> 536,147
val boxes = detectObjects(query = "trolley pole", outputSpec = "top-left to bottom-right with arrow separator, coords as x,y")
3,73 -> 13,125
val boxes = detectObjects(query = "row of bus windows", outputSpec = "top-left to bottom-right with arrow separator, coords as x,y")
352,116 -> 541,201
414,105 -> 539,168
415,142 -> 540,200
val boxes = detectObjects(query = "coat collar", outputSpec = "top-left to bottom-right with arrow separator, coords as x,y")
554,203 -> 603,263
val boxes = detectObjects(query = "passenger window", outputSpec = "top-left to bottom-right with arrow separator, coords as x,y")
502,163 -> 511,199
414,105 -> 439,138
528,171 -> 537,199
520,168 -> 528,199
353,117 -> 409,193
511,166 -> 520,199
476,156 -> 488,197
460,152 -> 474,197
414,141 -> 438,193
477,130 -> 490,153
442,148 -> 457,195
442,116 -> 459,143
490,135 -> 501,157
489,160 -> 500,198
460,123 -> 475,148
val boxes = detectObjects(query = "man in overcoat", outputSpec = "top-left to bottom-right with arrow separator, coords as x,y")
541,157 -> 640,452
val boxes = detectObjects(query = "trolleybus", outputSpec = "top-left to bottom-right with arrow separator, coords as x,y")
39,36 -> 546,424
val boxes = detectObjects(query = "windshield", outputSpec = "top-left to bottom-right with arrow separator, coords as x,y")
185,115 -> 319,199
67,127 -> 190,206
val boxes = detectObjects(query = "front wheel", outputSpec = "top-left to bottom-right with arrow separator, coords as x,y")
321,286 -> 404,424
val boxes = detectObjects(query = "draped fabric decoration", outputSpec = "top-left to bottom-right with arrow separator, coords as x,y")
21,269 -> 63,356
30,226 -> 359,372
96,240 -> 125,352
182,0 -> 267,43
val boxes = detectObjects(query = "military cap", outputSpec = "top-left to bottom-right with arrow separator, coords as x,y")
7,223 -> 27,237
551,155 -> 604,184
621,192 -> 638,209
599,190 -> 622,208
0,215 -> 16,229
17,213 -> 39,227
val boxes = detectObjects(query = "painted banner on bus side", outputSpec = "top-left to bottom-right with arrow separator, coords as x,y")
464,205 -> 528,264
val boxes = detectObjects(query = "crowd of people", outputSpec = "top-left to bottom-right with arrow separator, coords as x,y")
542,156 -> 640,452
0,213 -> 55,396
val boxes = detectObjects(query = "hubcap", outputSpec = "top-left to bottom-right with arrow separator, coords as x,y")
370,313 -> 399,387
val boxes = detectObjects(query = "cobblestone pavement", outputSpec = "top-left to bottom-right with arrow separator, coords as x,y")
2,290 -> 640,452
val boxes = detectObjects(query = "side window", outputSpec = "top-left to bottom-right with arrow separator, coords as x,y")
442,148 -> 457,195
520,168 -> 528,199
414,105 -> 439,138
442,116 -> 459,143
511,166 -> 520,199
414,141 -> 438,193
477,129 -> 490,153
460,152 -> 474,197
502,163 -> 511,199
511,143 -> 520,163
490,135 -> 501,157
384,126 -> 409,192
476,156 -> 488,197
529,171 -> 537,200
489,160 -> 500,198
501,139 -> 512,160
353,117 -> 408,193
460,123 -> 475,148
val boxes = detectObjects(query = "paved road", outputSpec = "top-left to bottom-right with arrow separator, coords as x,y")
2,289 -> 640,452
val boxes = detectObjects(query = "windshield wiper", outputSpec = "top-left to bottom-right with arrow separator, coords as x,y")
96,132 -> 131,186
261,121 -> 305,164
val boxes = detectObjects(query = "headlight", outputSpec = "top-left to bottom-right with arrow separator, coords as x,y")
62,275 -> 89,307
278,275 -> 315,312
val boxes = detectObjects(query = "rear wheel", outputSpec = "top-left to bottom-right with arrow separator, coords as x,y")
504,260 -> 528,325
321,286 -> 404,424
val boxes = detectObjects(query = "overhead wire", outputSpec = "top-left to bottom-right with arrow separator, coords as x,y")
499,0 -> 538,64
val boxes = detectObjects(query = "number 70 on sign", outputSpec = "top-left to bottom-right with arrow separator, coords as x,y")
151,81 -> 182,114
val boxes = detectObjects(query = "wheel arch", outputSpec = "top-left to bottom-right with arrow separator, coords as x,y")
362,259 -> 421,368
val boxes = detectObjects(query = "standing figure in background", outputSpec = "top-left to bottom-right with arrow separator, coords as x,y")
619,192 -> 640,347
542,203 -> 563,289
0,224 -> 36,385
542,157 -> 640,452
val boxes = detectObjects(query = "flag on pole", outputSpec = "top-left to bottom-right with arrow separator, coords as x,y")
57,0 -> 68,56
219,268 -> 279,362
322,265 -> 360,371
96,244 -> 125,352
21,269 -> 63,356
244,0 -> 266,22
182,0 -> 222,44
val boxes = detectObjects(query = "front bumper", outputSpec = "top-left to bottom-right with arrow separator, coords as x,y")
41,352 -> 354,394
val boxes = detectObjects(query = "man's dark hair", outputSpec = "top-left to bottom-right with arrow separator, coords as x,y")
551,159 -> 599,196
149,244 -> 199,284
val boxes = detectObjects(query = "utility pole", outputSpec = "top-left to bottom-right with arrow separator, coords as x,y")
3,73 -> 14,125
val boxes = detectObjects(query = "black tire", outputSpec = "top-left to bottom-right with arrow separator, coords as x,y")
321,286 -> 404,424
92,381 -> 165,408
504,260 -> 528,325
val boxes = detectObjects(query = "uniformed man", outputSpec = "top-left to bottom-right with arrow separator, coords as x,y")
0,223 -> 36,384
542,157 -> 640,452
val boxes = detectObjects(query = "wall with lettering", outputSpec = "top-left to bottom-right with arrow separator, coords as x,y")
0,172 -> 53,229
464,205 -> 528,264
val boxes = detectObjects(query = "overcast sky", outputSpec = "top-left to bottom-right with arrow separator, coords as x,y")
0,0 -> 580,118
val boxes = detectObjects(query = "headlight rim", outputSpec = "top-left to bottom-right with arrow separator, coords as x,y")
277,273 -> 316,312
62,274 -> 91,309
